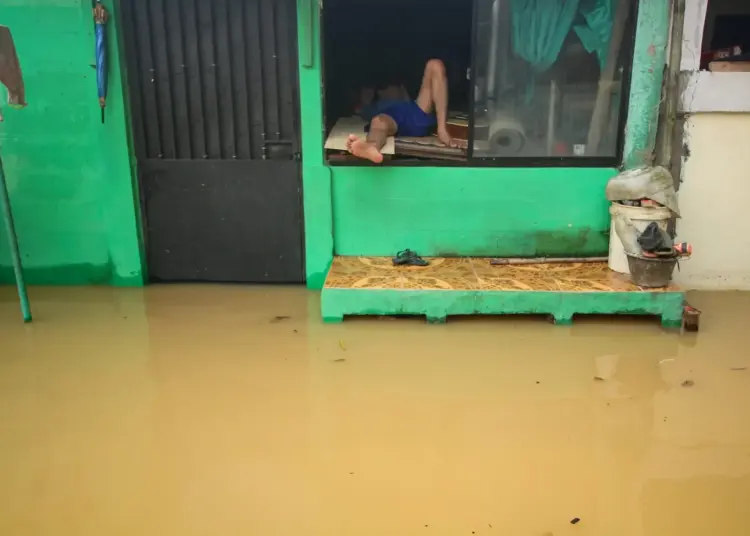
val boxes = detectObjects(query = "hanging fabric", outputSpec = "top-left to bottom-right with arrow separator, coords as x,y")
574,0 -> 617,70
510,0 -> 581,73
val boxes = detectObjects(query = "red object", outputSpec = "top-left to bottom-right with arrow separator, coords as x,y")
552,142 -> 569,156
701,45 -> 742,70
674,242 -> 692,256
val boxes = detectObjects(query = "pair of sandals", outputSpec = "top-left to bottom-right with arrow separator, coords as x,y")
392,249 -> 429,266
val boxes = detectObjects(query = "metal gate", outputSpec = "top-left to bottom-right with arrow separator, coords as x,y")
120,0 -> 304,283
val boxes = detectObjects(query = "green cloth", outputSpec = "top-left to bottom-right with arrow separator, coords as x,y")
510,0 -> 615,72
510,0 -> 581,73
574,0 -> 617,70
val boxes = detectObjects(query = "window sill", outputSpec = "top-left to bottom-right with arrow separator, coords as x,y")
680,71 -> 750,113
326,157 -> 620,168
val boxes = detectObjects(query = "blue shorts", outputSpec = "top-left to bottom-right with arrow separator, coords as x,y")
367,100 -> 436,137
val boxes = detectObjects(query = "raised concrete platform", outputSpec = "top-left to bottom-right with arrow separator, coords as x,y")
321,257 -> 685,327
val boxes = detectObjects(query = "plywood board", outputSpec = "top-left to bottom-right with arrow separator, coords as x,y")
324,116 -> 395,154
710,61 -> 750,72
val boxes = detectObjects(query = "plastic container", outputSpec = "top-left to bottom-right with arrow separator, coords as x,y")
626,253 -> 678,288
608,203 -> 673,274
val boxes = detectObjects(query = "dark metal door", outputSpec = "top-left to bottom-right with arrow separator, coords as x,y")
120,0 -> 304,283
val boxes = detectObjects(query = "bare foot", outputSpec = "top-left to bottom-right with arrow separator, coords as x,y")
346,134 -> 383,164
437,129 -> 468,150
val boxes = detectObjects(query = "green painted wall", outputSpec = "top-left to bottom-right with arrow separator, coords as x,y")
297,0 -> 333,289
333,167 -> 616,257
623,0 -> 669,169
297,0 -> 670,281
0,0 -> 143,286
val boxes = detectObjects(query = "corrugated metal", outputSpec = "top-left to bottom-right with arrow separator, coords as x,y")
121,0 -> 299,161
119,0 -> 304,284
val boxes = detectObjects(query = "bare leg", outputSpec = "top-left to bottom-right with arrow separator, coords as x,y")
346,114 -> 397,164
415,59 -> 464,148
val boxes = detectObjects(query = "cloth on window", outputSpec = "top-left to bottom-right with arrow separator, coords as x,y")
574,0 -> 617,71
510,0 -> 581,73
509,0 -> 615,101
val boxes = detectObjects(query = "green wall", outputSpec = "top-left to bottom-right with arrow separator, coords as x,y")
0,0 -> 143,286
298,0 -> 670,285
0,0 -> 669,288
333,167 -> 616,257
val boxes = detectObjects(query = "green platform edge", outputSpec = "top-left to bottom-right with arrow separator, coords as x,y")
321,288 -> 685,328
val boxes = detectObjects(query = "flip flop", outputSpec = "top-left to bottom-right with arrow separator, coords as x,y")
393,249 -> 429,266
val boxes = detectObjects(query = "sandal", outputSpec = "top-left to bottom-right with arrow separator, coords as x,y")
393,249 -> 429,266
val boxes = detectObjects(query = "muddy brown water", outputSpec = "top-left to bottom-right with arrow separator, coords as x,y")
1,286 -> 749,535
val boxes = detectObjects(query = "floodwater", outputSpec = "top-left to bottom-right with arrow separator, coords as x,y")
1,286 -> 749,536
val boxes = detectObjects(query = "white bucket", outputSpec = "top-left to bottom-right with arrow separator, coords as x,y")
608,203 -> 673,274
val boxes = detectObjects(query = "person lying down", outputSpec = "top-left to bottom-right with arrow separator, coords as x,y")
347,58 -> 467,164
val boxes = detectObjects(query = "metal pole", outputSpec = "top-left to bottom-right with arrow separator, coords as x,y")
0,153 -> 32,322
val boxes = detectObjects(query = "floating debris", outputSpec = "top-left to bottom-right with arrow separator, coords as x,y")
570,517 -> 581,525
681,380 -> 694,388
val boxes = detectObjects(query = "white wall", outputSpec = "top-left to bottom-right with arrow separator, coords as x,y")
674,113 -> 750,290
675,0 -> 750,289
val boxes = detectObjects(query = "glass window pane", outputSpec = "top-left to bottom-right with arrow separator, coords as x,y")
471,0 -> 634,159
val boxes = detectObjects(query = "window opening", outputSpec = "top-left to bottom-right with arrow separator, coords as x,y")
321,0 -> 636,166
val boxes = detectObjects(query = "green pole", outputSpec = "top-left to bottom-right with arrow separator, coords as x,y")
622,0 -> 670,169
0,152 -> 32,322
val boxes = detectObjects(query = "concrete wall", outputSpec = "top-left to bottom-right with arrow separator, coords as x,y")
0,0 -> 144,285
676,0 -> 750,290
674,113 -> 750,290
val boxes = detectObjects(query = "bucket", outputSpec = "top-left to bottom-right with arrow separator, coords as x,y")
625,253 -> 677,288
608,203 -> 672,274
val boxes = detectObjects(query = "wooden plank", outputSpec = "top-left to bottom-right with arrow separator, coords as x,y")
709,61 -> 750,72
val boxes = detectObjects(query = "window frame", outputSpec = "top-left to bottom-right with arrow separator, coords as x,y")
320,0 -> 640,167
466,0 -> 639,167
680,0 -> 750,113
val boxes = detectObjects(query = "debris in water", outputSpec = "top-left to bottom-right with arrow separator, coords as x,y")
488,524 -> 492,529
593,376 -> 605,381
270,315 -> 290,323
339,339 -> 347,351
681,380 -> 694,387
682,303 -> 701,332
570,517 -> 581,525
333,358 -> 346,363
730,367 -> 747,371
